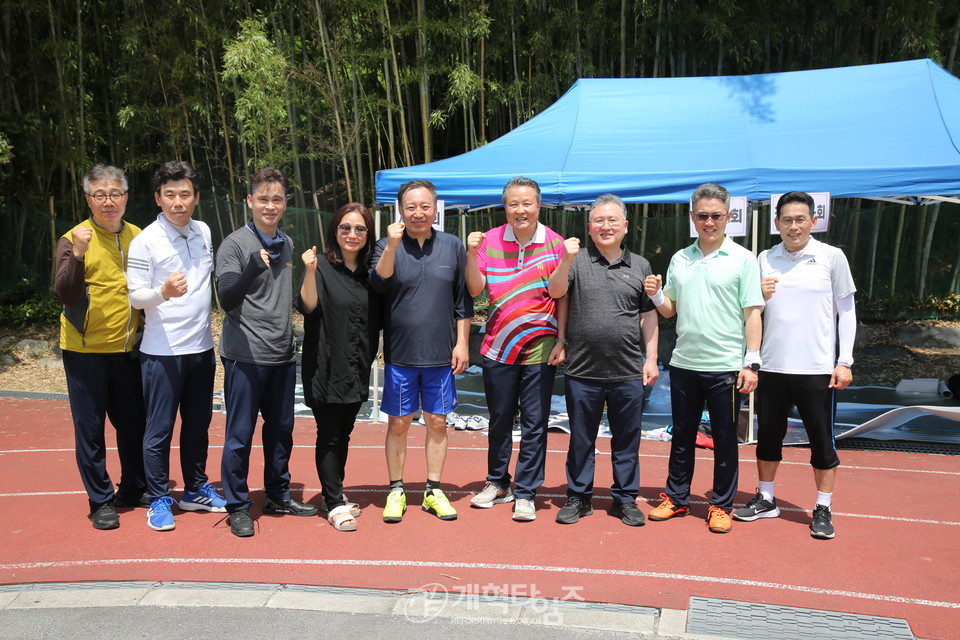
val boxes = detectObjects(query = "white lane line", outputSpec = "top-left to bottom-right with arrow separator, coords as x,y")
1,489 -> 958,527
1,557 -> 957,610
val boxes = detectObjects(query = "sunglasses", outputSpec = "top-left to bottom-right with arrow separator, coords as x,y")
694,213 -> 725,222
338,224 -> 368,234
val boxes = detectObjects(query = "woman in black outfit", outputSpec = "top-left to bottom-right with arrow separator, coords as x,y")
297,203 -> 380,531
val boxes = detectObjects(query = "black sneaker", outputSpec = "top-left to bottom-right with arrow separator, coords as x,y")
229,509 -> 255,537
732,491 -> 781,521
556,497 -> 593,524
114,486 -> 150,508
263,497 -> 319,517
609,501 -> 646,527
89,502 -> 119,530
810,504 -> 835,539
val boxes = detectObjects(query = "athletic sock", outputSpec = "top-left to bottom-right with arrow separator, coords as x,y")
759,481 -> 775,502
389,479 -> 403,493
816,491 -> 832,508
425,479 -> 440,494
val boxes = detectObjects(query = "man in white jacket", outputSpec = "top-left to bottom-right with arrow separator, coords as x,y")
732,191 -> 857,540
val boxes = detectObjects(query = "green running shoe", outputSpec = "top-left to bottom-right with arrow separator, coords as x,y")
422,488 -> 457,521
382,490 -> 407,523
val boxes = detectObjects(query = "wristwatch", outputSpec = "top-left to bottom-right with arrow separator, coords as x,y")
749,363 -> 760,372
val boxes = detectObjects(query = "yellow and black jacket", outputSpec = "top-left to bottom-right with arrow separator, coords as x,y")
55,218 -> 142,353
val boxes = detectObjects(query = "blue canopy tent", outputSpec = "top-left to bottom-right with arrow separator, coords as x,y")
375,58 -> 960,209
372,58 -> 960,442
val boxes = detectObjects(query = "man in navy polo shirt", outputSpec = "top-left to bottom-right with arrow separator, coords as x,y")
369,179 -> 473,524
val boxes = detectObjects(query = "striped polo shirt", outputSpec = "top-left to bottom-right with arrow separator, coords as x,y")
476,222 -> 564,364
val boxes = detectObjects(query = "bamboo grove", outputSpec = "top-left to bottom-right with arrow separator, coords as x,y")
1,0 -> 959,301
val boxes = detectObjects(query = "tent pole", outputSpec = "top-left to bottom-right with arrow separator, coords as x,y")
639,203 -> 648,256
747,200 -> 760,444
371,206 -> 383,420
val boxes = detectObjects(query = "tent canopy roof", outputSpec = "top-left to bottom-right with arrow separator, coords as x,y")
375,59 -> 960,208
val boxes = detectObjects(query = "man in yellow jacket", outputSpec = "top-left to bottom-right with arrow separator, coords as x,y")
54,164 -> 147,530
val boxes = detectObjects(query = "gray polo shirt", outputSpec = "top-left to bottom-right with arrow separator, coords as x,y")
215,226 -> 296,365
565,246 -> 655,382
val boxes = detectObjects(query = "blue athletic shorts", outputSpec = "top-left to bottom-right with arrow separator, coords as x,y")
381,364 -> 458,417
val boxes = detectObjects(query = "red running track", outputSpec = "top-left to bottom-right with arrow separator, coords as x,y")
0,397 -> 958,639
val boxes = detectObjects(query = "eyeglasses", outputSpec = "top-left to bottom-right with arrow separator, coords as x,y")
88,192 -> 126,203
779,217 -> 811,227
338,223 -> 367,235
589,218 -> 623,228
694,212 -> 725,222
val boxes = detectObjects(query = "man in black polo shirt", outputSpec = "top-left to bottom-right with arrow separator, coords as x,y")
369,179 -> 473,523
548,194 -> 659,527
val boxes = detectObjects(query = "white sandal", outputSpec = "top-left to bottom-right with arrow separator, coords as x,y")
321,497 -> 361,518
327,504 -> 358,532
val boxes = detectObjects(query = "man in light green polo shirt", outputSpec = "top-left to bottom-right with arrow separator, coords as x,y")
643,183 -> 764,534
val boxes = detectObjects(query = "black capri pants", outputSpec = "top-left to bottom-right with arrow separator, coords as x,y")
756,371 -> 840,470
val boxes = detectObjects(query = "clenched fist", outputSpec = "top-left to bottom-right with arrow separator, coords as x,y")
761,277 -> 778,300
386,222 -> 405,249
643,274 -> 663,296
70,225 -> 93,260
302,245 -> 318,271
467,231 -> 486,254
162,272 -> 188,299
562,237 -> 581,262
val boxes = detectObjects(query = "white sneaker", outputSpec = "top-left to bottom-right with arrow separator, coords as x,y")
466,416 -> 489,430
513,498 -> 536,521
470,482 -> 514,508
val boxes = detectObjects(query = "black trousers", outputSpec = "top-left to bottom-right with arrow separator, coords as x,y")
564,376 -> 645,504
665,366 -> 741,512
756,371 -> 839,470
481,359 -> 555,501
312,402 -> 363,510
141,350 -> 215,501
221,358 -> 296,512
63,350 -> 146,507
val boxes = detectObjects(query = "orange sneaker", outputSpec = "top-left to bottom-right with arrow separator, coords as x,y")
707,505 -> 732,533
648,493 -> 689,521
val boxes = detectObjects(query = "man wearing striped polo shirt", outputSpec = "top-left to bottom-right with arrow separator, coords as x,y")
465,176 -> 567,521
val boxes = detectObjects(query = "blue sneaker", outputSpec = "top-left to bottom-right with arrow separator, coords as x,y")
178,483 -> 227,513
147,496 -> 176,531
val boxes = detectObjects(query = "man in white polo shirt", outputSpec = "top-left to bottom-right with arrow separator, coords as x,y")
127,161 -> 226,532
732,191 -> 856,540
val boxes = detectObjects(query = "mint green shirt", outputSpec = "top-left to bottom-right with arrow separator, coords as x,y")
663,236 -> 764,372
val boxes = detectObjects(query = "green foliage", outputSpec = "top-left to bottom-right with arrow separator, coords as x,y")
0,0 -> 958,298
223,18 -> 291,169
858,294 -> 960,322
0,288 -> 61,329
0,133 -> 11,165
